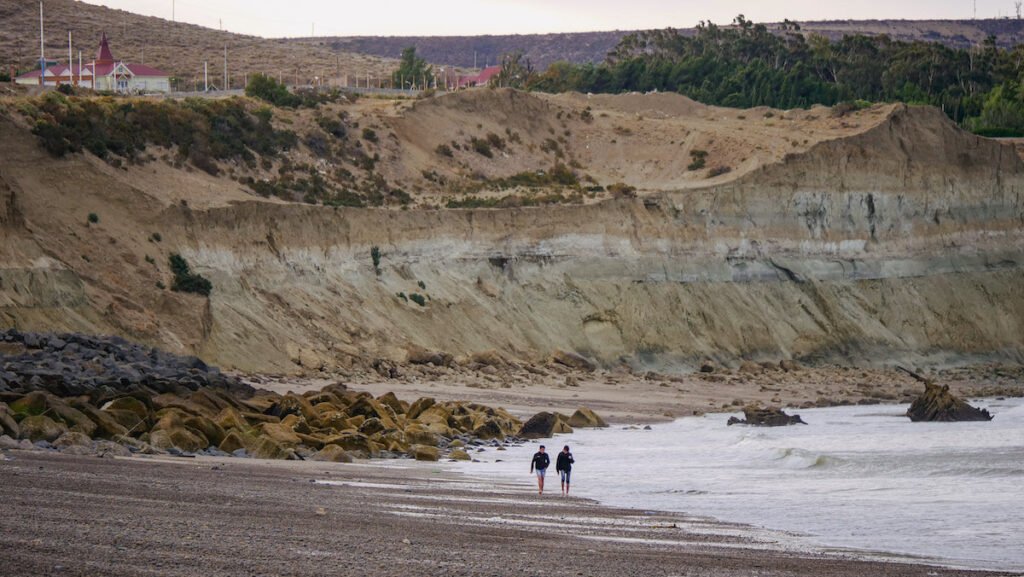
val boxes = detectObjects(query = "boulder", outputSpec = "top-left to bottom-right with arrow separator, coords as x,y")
53,431 -> 93,449
727,406 -> 807,427
403,424 -> 440,446
449,449 -> 471,461
406,346 -> 453,367
269,393 -> 321,425
0,402 -> 19,438
312,444 -> 353,463
248,435 -> 292,460
218,430 -> 250,454
260,422 -> 302,447
470,350 -> 506,368
471,419 -> 505,441
215,406 -> 253,433
18,415 -> 68,442
149,426 -> 208,453
567,407 -> 608,428
519,412 -> 573,439
406,397 -> 436,420
550,350 -> 596,372
347,397 -> 399,430
410,444 -> 440,461
184,415 -> 227,447
358,417 -> 386,436
907,381 -> 993,422
738,361 -> 763,374
699,361 -> 717,373
779,359 -> 802,372
376,392 -> 405,416
71,402 -> 129,440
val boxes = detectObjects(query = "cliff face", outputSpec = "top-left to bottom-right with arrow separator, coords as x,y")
1,97 -> 1021,373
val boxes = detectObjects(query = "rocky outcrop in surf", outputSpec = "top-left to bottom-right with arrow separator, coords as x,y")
906,381 -> 993,422
727,406 -> 807,426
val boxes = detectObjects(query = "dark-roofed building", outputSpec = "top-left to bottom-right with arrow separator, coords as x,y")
16,33 -> 170,93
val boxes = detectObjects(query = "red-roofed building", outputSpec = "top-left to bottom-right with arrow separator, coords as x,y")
457,65 -> 502,89
16,33 -> 171,93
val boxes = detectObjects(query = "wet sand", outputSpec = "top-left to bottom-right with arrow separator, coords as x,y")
0,451 -> 1012,577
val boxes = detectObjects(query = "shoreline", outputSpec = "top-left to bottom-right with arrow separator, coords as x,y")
0,450 -> 1014,577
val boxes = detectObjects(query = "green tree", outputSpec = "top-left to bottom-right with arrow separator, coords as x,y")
493,52 -> 535,89
392,47 -> 432,90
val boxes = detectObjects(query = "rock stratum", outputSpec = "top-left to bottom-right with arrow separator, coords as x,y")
0,90 -> 1022,374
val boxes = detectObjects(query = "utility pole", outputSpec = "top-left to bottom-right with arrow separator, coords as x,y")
223,45 -> 227,90
39,1 -> 45,86
1017,1 -> 1022,19
204,61 -> 208,92
68,30 -> 72,86
172,0 -> 175,22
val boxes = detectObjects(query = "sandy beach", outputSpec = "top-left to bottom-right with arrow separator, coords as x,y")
0,448 -> 1015,577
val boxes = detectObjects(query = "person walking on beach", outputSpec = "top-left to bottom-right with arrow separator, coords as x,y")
530,445 -> 550,495
556,445 -> 574,496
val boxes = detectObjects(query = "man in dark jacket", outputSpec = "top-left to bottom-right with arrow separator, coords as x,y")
530,445 -> 550,495
556,445 -> 575,495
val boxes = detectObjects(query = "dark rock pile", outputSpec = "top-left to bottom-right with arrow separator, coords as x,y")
906,381 -> 993,422
727,405 -> 807,426
0,329 -> 253,398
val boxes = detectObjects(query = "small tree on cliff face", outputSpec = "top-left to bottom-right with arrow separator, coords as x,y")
370,246 -> 382,276
391,47 -> 432,89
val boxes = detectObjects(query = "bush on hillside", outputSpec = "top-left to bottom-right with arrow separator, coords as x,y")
169,253 -> 212,296
245,74 -> 301,108
22,92 -> 297,174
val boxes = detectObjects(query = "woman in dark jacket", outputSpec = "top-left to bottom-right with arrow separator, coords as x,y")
556,445 -> 575,495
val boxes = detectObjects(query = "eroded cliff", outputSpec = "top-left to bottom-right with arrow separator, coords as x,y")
0,93 -> 1021,373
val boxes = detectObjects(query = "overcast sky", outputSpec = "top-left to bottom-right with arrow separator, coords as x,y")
79,0 -> 1023,37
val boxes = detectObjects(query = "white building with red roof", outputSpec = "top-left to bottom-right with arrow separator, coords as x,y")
16,33 -> 170,93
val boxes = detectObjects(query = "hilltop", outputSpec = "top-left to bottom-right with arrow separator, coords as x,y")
308,18 -> 1024,69
0,0 -> 395,87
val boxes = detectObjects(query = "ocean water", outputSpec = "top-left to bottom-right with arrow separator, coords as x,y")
457,397 -> 1024,571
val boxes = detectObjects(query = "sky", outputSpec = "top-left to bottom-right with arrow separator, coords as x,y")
79,0 -> 1024,37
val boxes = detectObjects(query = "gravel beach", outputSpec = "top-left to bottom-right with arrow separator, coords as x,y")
0,451 -> 1012,577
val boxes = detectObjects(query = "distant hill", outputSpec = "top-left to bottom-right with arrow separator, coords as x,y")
304,19 -> 1024,70
0,0 -> 395,87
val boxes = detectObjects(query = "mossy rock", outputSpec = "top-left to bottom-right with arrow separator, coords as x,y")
410,444 -> 440,461
100,396 -> 151,422
53,431 -> 93,449
19,414 -> 68,442
312,444 -> 353,463
449,449 -> 471,461
9,391 -> 49,416
0,402 -> 21,439
260,422 -> 302,447
376,392 -> 405,416
184,415 -> 226,447
70,401 -> 129,440
215,406 -> 253,433
403,424 -> 440,446
219,430 -> 250,454
249,435 -> 292,460
149,426 -> 208,453
358,417 -> 386,436
406,397 -> 436,420
567,407 -> 608,428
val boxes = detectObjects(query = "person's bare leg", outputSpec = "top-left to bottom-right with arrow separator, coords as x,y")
539,475 -> 544,494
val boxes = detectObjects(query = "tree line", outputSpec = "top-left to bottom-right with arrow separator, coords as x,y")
508,16 -> 1024,136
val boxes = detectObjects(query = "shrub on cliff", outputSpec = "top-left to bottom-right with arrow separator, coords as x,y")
168,254 -> 212,296
245,74 -> 301,108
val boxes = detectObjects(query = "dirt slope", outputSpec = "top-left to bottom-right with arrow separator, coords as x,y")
0,91 -> 1021,374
